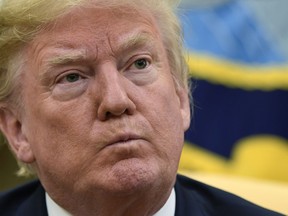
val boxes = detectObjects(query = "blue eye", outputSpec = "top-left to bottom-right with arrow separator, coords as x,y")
65,73 -> 81,83
134,59 -> 148,69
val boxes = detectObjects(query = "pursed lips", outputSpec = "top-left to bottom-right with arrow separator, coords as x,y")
107,133 -> 143,147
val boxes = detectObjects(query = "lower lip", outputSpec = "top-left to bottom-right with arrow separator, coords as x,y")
101,139 -> 143,159
113,138 -> 140,145
107,139 -> 143,148
101,139 -> 148,161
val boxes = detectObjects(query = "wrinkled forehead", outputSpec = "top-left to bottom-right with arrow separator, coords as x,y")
25,3 -> 164,59
23,2 -> 167,74
32,3 -> 161,47
45,1 -> 158,33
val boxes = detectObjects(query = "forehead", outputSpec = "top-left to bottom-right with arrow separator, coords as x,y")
33,5 -> 160,47
26,4 -> 164,66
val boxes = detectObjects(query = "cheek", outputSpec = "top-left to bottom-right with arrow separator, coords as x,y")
144,85 -> 185,159
27,114 -> 94,181
23,98 -> 91,161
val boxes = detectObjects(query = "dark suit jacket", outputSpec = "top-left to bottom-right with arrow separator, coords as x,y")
0,175 -> 284,216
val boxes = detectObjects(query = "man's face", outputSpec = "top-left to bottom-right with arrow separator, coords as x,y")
17,5 -> 190,200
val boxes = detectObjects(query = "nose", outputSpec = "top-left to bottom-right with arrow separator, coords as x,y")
97,64 -> 136,121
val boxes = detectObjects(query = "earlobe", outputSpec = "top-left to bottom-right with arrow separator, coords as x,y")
0,107 -> 35,163
176,88 -> 191,131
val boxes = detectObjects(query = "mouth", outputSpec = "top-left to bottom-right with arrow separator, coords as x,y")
107,134 -> 143,147
100,133 -> 148,160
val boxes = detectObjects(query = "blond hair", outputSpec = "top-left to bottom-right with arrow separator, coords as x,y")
0,0 -> 190,176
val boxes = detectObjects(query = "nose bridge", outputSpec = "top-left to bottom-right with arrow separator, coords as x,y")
97,62 -> 135,120
99,63 -> 125,99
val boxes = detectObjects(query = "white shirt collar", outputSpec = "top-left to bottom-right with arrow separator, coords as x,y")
153,188 -> 176,216
46,193 -> 71,216
46,188 -> 175,216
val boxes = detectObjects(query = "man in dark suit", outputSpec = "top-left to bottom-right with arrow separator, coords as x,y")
0,0 -> 284,215
0,175 -> 284,215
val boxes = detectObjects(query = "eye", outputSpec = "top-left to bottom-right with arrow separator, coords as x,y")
133,59 -> 149,69
65,73 -> 81,83
56,72 -> 85,84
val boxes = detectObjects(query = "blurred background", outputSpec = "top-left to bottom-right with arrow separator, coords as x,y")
178,0 -> 288,183
1,0 -> 288,191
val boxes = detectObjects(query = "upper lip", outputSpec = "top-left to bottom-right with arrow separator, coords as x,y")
108,133 -> 142,146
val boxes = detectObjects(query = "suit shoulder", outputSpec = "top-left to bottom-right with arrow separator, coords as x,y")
0,180 -> 43,215
175,174 -> 284,216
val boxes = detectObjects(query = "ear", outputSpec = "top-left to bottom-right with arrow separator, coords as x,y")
0,107 -> 35,163
176,88 -> 191,131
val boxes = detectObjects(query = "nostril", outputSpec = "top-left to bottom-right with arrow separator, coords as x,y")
105,108 -> 128,119
96,81 -> 136,121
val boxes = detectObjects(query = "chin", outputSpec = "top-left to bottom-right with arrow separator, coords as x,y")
103,158 -> 162,194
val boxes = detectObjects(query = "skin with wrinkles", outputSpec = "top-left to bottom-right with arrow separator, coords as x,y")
0,5 -> 190,216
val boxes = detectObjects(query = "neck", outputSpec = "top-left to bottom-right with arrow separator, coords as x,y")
49,182 -> 174,216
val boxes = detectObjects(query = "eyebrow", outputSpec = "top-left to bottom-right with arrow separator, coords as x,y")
44,31 -> 158,68
39,48 -> 89,84
116,32 -> 158,54
45,49 -> 88,66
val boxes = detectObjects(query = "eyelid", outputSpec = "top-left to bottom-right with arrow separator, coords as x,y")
55,70 -> 86,84
125,55 -> 152,70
